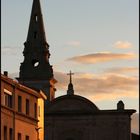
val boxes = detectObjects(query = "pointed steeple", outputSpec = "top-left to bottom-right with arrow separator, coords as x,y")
67,71 -> 74,95
18,0 -> 53,80
26,0 -> 47,44
17,0 -> 57,102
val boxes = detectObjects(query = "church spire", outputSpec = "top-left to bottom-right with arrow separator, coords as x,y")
23,0 -> 50,58
18,0 -> 53,80
17,0 -> 57,102
26,0 -> 47,43
67,71 -> 74,95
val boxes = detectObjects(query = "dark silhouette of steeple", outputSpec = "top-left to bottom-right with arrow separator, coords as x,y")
26,0 -> 47,44
17,0 -> 57,102
67,71 -> 74,95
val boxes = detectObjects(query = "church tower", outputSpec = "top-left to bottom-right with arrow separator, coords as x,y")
17,0 -> 57,104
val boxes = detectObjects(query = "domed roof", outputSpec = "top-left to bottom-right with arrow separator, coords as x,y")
46,95 -> 99,114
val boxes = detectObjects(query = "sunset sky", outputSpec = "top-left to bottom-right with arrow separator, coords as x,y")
1,0 -> 139,125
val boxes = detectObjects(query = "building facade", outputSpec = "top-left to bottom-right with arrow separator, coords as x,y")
45,81 -> 136,140
1,73 -> 46,140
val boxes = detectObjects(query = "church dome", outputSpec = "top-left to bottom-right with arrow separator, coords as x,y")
46,95 -> 99,114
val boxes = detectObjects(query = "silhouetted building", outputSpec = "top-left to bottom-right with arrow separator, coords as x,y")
1,72 -> 46,140
45,73 -> 136,140
17,0 -> 57,105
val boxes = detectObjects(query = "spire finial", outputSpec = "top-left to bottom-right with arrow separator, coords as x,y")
67,70 -> 74,95
67,70 -> 74,83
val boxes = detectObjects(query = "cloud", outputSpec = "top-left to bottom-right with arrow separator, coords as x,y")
67,52 -> 136,64
86,91 -> 137,102
1,46 -> 21,55
114,41 -> 133,49
54,71 -> 138,101
104,67 -> 138,74
65,41 -> 81,47
74,72 -> 95,79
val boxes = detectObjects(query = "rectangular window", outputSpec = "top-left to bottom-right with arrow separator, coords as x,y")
25,135 -> 29,140
18,96 -> 22,112
4,93 -> 12,108
38,106 -> 40,117
18,133 -> 21,140
35,15 -> 38,22
4,126 -> 7,140
26,99 -> 29,115
34,103 -> 37,118
9,128 -> 13,140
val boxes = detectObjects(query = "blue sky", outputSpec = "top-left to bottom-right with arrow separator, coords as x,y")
1,0 -> 139,118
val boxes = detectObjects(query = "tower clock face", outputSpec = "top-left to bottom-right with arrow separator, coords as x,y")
32,59 -> 40,67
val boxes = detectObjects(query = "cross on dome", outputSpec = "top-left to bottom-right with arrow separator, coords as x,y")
67,70 -> 74,95
67,70 -> 74,84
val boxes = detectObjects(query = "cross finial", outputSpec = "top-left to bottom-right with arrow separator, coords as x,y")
67,70 -> 74,95
67,70 -> 74,83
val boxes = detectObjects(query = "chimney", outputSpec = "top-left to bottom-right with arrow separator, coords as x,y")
4,71 -> 8,77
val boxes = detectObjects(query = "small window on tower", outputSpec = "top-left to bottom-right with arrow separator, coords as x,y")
35,15 -> 38,22
32,59 -> 39,67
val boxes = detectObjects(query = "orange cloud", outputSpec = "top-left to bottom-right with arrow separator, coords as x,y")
74,72 -> 95,79
114,41 -> 133,49
86,91 -> 138,102
104,67 -> 138,74
54,71 -> 138,101
67,52 -> 136,64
